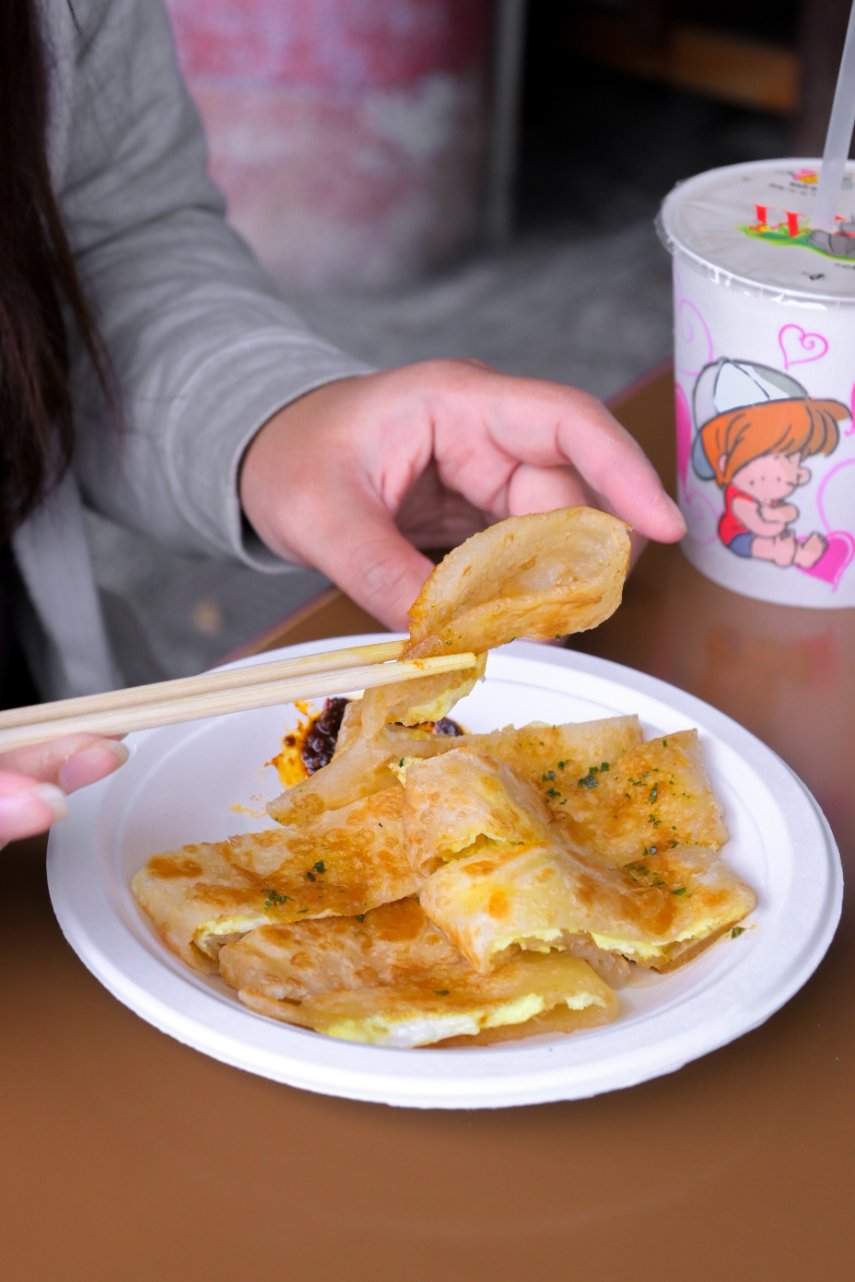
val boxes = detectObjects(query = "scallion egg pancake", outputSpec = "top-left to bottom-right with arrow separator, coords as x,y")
419,839 -> 756,973
131,787 -> 420,970
220,899 -> 618,1048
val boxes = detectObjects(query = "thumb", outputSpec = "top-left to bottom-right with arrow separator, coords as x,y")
307,494 -> 435,630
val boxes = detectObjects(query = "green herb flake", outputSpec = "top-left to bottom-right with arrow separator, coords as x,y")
648,815 -> 661,828
263,888 -> 290,909
626,860 -> 665,888
305,870 -> 316,882
731,926 -> 746,938
297,907 -> 309,914
642,846 -> 658,856
577,769 -> 599,789
671,885 -> 687,896
547,786 -> 561,799
542,770 -> 555,782
557,760 -> 566,770
313,860 -> 326,874
662,738 -> 669,748
648,784 -> 658,803
599,761 -> 610,772
434,989 -> 450,997
355,913 -> 366,923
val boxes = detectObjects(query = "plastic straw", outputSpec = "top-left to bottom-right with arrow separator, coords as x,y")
814,0 -> 855,230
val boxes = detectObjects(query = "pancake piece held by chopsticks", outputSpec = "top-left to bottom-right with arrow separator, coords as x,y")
359,506 -> 631,735
408,506 -> 631,655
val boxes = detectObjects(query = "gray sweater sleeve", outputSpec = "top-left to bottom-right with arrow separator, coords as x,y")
54,0 -> 370,567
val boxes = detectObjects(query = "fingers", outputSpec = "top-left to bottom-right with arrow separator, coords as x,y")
439,369 -> 686,542
0,736 -> 129,844
0,735 -> 129,792
528,389 -> 685,540
0,775 -> 68,842
503,462 -> 591,516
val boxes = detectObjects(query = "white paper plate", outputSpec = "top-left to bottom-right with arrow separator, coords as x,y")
47,638 -> 842,1109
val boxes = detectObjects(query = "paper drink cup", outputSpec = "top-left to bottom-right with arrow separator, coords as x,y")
658,159 -> 855,608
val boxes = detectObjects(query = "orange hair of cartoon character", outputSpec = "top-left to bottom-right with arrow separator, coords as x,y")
700,397 -> 847,487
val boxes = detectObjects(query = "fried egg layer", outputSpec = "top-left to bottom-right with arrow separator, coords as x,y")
402,747 -> 554,874
222,900 -> 618,1048
131,788 -> 420,970
419,839 -> 756,973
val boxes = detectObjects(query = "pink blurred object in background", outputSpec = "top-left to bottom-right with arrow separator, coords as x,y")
165,0 -> 493,291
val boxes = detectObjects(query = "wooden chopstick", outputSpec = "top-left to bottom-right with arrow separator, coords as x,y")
0,646 -> 478,752
0,638 -> 405,727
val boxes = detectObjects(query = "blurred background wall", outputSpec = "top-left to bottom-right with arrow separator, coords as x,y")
165,0 -> 494,290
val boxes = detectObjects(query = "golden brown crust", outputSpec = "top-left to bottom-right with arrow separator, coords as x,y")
226,913 -> 620,1048
360,507 -> 630,736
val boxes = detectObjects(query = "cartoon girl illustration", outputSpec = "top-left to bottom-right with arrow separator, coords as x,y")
691,360 -> 847,569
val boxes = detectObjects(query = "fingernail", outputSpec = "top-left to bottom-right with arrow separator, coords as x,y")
660,494 -> 687,535
0,784 -> 68,838
59,740 -> 129,793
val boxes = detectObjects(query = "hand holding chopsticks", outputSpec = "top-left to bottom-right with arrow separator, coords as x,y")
0,639 -> 479,752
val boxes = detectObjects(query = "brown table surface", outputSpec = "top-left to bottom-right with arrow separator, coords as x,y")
3,368 -> 853,1281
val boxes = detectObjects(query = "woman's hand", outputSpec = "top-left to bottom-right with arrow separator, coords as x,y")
0,735 -> 128,843
240,359 -> 686,630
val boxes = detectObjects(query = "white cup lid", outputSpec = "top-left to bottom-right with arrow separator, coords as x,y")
658,159 -> 855,303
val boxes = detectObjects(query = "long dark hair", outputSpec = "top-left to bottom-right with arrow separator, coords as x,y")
0,0 -> 109,542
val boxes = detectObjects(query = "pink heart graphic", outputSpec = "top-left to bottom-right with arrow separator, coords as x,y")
674,384 -> 692,486
778,324 -> 828,369
797,530 -> 855,589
